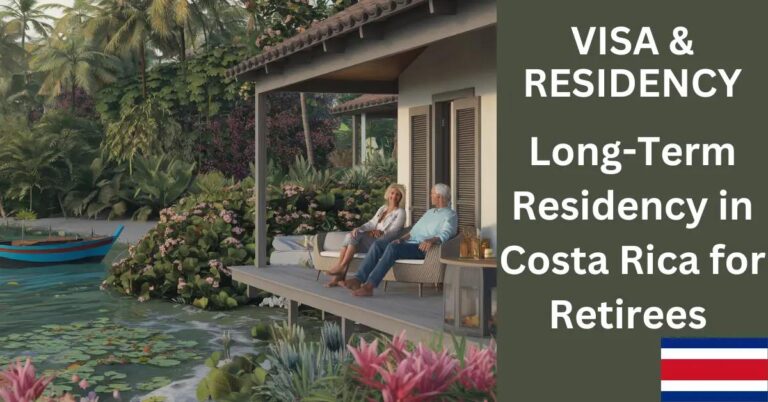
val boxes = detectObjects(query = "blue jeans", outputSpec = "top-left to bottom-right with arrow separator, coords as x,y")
354,239 -> 426,287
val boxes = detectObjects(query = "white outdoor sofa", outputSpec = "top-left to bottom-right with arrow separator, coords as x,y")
310,230 -> 458,297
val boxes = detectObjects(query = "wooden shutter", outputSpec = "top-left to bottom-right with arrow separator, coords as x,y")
452,97 -> 480,231
409,105 -> 432,224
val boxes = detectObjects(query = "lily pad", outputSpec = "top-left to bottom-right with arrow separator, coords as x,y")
95,383 -> 132,393
148,357 -> 181,367
104,371 -> 127,380
136,376 -> 172,391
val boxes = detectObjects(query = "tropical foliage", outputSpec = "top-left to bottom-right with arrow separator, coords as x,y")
102,178 -> 255,310
0,0 -> 359,219
103,151 -> 397,308
196,322 -> 498,402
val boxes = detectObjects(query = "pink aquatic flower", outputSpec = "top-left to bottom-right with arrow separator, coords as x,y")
0,358 -> 54,402
348,339 -> 388,388
71,374 -> 80,383
80,391 -> 98,402
205,277 -> 214,285
78,379 -> 89,389
112,389 -> 121,400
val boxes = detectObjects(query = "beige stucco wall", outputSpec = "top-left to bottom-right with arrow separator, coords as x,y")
397,26 -> 498,248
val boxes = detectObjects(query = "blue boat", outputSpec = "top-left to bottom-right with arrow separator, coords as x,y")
0,225 -> 124,268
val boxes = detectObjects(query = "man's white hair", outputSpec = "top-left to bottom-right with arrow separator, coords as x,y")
432,183 -> 451,203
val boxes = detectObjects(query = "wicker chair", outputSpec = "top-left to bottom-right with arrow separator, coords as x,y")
311,230 -> 457,297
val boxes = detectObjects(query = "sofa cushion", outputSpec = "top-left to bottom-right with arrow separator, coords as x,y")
392,259 -> 425,265
318,251 -> 424,265
272,235 -> 310,251
270,250 -> 310,266
320,251 -> 367,259
322,232 -> 350,251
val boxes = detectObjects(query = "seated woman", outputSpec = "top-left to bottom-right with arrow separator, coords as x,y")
325,184 -> 406,287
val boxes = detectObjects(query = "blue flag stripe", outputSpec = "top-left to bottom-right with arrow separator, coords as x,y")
661,338 -> 768,349
661,391 -> 768,401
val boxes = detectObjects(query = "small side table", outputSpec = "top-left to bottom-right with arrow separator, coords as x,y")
440,257 -> 497,338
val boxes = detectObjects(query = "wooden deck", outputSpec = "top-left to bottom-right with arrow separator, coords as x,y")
231,265 -> 487,346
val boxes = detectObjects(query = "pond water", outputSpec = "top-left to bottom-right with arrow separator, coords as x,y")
0,226 -> 308,402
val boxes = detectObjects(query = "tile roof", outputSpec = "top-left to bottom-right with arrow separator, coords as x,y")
226,0 -> 429,79
331,94 -> 398,114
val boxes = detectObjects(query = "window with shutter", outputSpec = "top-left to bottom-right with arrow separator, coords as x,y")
409,105 -> 431,224
452,97 -> 480,231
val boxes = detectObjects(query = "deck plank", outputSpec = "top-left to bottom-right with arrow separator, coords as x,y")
231,265 -> 486,346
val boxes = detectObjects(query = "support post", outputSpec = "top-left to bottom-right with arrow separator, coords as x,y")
341,317 -> 354,343
287,299 -> 299,326
361,112 -> 368,163
254,91 -> 268,268
352,114 -> 358,166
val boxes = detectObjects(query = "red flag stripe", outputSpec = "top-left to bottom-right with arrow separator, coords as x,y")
661,360 -> 768,380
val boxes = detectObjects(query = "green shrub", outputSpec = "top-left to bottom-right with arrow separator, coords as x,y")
15,209 -> 37,220
365,152 -> 397,184
102,180 -> 254,310
283,155 -> 336,192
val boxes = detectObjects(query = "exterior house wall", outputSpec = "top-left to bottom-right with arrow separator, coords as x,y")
397,26 -> 498,248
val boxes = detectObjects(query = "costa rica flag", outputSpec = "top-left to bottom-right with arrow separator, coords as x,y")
661,338 -> 768,402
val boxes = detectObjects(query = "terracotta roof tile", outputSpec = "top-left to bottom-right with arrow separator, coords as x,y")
227,0 -> 428,79
331,94 -> 398,114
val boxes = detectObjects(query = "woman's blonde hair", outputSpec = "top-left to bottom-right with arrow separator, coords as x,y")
385,183 -> 406,208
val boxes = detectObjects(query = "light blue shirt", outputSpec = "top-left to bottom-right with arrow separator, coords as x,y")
407,207 -> 458,244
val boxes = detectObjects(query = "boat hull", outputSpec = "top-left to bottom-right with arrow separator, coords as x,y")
0,255 -> 108,268
0,226 -> 124,268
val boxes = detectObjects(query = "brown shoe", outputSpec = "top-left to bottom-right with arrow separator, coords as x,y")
353,283 -> 374,297
345,277 -> 362,290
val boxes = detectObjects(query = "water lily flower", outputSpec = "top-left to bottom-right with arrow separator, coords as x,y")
205,277 -> 214,285
71,374 -> 80,383
78,379 -> 89,389
79,391 -> 98,402
0,358 -> 53,402
212,281 -> 219,289
112,390 -> 121,400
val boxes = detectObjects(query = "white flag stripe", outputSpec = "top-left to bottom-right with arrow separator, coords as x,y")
661,381 -> 768,392
661,348 -> 768,360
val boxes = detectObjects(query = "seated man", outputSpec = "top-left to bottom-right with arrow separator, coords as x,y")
346,183 -> 458,297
